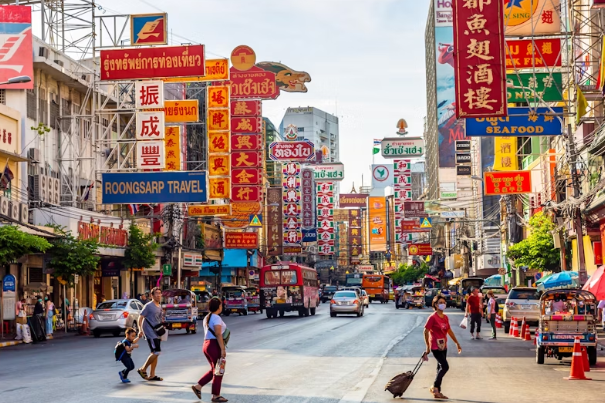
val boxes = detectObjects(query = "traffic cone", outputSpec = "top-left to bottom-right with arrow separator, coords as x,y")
565,338 -> 591,380
524,324 -> 532,341
581,346 -> 590,372
495,314 -> 502,329
508,317 -> 515,335
520,317 -> 527,338
81,309 -> 89,336
513,319 -> 520,337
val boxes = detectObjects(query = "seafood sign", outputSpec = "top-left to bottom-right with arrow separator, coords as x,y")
381,137 -> 425,158
269,140 -> 315,161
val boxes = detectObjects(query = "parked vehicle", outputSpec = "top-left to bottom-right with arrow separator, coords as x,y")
161,289 -> 198,334
245,286 -> 263,314
502,287 -> 540,333
345,273 -> 363,288
410,285 -> 425,309
395,285 -> 412,309
260,262 -> 320,318
440,289 -> 454,307
222,285 -> 249,316
361,289 -> 370,308
447,285 -> 458,307
424,288 -> 439,307
456,277 -> 484,310
321,285 -> 339,303
536,289 -> 598,365
362,274 -> 390,303
193,290 -> 211,319
89,299 -> 143,338
330,290 -> 364,317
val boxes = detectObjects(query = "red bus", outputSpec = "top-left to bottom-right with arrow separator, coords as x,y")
259,262 -> 320,318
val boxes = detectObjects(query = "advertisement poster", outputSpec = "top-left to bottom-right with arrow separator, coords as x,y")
368,197 -> 387,252
504,0 -> 561,36
481,137 -> 500,220
0,6 -> 33,90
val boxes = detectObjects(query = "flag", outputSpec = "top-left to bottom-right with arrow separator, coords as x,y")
373,139 -> 381,155
576,85 -> 588,125
128,204 -> 139,215
0,164 -> 13,189
597,36 -> 605,92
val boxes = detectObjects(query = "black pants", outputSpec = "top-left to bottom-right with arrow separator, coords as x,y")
490,313 -> 497,338
431,349 -> 449,390
121,355 -> 135,378
470,313 -> 482,334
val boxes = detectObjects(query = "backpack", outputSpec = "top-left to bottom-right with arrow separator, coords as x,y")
494,299 -> 500,313
114,340 -> 127,361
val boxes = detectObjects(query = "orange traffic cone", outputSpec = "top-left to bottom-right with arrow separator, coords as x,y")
495,314 -> 503,329
520,317 -> 527,338
512,319 -> 520,337
81,309 -> 89,336
565,338 -> 591,380
581,346 -> 590,372
524,324 -> 532,341
508,317 -> 515,335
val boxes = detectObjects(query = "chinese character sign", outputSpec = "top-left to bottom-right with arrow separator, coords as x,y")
283,162 -> 302,247
266,187 -> 283,256
231,134 -> 262,151
208,86 -> 230,109
207,109 -> 230,131
504,0 -> 560,36
136,111 -> 165,140
301,168 -> 314,228
394,159 -> 411,243
136,140 -> 165,169
209,155 -> 230,176
453,0 -> 507,118
484,170 -> 531,195
231,100 -> 262,117
316,182 -> 335,255
493,136 -> 518,171
209,177 -> 231,199
208,131 -> 230,154
349,209 -> 362,263
164,126 -> 181,171
135,80 -> 164,109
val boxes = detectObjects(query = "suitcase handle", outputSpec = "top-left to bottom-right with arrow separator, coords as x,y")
411,354 -> 426,376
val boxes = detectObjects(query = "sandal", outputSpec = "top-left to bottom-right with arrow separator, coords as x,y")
148,376 -> 163,381
211,397 -> 228,402
191,385 -> 201,400
430,387 -> 448,400
137,369 -> 148,380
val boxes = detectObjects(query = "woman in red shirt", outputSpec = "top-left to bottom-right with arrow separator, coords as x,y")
424,295 -> 462,399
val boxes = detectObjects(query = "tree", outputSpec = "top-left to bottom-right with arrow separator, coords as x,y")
0,225 -> 51,267
391,262 -> 429,286
123,223 -> 157,271
506,212 -> 560,272
47,227 -> 100,286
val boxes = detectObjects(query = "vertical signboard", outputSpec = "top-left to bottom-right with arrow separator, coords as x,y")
207,85 -> 231,199
493,136 -> 518,171
283,162 -> 302,251
394,159 -> 412,243
266,187 -> 283,256
0,6 -> 33,90
301,168 -> 314,228
368,197 -> 387,251
317,182 -> 335,255
349,209 -> 362,264
453,0 -> 507,118
164,126 -> 181,171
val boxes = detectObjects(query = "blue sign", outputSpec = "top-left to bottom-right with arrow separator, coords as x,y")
102,171 -> 207,204
302,228 -> 317,242
2,274 -> 16,293
465,107 -> 563,137
130,13 -> 167,46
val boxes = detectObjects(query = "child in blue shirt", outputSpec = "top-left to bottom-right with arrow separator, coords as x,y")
118,327 -> 140,383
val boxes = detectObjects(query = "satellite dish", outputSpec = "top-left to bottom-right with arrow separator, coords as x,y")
396,119 -> 408,135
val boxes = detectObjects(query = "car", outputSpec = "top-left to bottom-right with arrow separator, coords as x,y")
321,285 -> 338,303
361,289 -> 369,308
424,288 -> 439,307
89,299 -> 144,338
502,287 -> 540,333
330,290 -> 364,317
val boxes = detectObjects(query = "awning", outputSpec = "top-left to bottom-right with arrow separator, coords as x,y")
584,187 -> 605,223
0,223 -> 58,238
448,277 -> 463,286
0,149 -> 28,163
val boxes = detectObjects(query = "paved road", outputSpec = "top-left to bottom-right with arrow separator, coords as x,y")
1,302 -> 604,403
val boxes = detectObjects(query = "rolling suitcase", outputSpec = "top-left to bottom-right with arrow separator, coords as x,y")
385,354 -> 425,398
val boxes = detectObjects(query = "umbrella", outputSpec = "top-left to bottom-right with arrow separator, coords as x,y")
541,271 -> 579,290
484,274 -> 502,287
534,272 -> 554,285
583,266 -> 605,300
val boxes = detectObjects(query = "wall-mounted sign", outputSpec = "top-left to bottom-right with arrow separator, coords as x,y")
231,99 -> 262,117
136,140 -> 165,170
183,253 -> 204,267
269,140 -> 315,161
507,72 -> 563,103
314,163 -> 344,181
455,153 -> 471,164
231,45 -> 256,71
484,170 -> 532,195
130,13 -> 167,46
163,59 -> 229,83
505,38 -> 561,69
504,0 -> 561,36
381,137 -> 425,158
232,117 -> 263,134
403,201 -> 427,217
78,221 -> 128,247
339,193 -> 368,208
230,66 -> 279,99
224,232 -> 258,249
455,140 -> 471,152
440,191 -> 458,199
135,80 -> 164,109
2,274 -> 16,293
408,243 -> 433,256
456,165 -> 472,176
302,228 -> 317,242
0,6 -> 34,90
465,107 -> 563,136
188,204 -> 231,217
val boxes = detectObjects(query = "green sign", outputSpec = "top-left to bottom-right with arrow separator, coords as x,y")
162,264 -> 172,276
506,73 -> 562,103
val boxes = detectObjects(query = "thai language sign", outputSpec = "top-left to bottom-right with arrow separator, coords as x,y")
507,73 -> 562,103
505,38 -> 561,69
100,45 -> 205,80
484,170 -> 531,195
381,137 -> 425,158
453,0 -> 507,118
269,140 -> 315,161
465,107 -> 563,136
102,171 -> 207,204
188,204 -> 231,216
314,163 -> 344,181
224,232 -> 258,249
230,66 -> 279,99
163,58 -> 229,82
408,243 -> 433,256
339,193 -> 368,208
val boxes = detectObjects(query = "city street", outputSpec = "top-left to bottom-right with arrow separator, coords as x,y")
2,303 -> 605,403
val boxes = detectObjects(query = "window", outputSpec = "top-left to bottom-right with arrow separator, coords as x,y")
281,270 -> 297,285
0,89 -> 5,105
508,290 -> 539,300
27,89 -> 36,120
130,302 -> 139,310
264,270 -> 298,285
297,127 -> 304,132
61,99 -> 72,133
38,90 -> 48,124
29,267 -> 43,283
49,96 -> 59,129
97,301 -> 127,309
264,271 -> 281,285
334,291 -> 356,298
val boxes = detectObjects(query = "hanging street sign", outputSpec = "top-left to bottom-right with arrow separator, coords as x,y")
249,214 -> 262,227
381,137 -> 425,158
507,73 -> 563,103
314,163 -> 344,181
465,107 -> 563,136
269,140 -> 315,161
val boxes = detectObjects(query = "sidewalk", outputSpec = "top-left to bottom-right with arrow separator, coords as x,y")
0,328 -> 79,348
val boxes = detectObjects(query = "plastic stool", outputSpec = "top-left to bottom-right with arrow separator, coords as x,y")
2,321 -> 10,334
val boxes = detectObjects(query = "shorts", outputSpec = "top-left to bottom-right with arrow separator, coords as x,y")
147,338 -> 162,355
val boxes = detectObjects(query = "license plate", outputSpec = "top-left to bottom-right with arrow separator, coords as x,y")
172,323 -> 181,328
521,305 -> 533,309
231,309 -> 238,312
369,294 -> 375,298
559,347 -> 573,353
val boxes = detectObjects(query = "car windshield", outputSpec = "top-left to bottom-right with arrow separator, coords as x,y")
496,298 -> 506,305
509,289 -> 539,300
325,286 -> 337,292
97,301 -> 127,309
334,291 -> 356,298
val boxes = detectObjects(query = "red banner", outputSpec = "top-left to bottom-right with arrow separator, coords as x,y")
484,171 -> 532,195
408,243 -> 433,256
505,38 -> 561,69
231,117 -> 263,134
231,151 -> 263,168
0,6 -> 33,89
232,168 -> 262,185
100,45 -> 205,80
453,0 -> 507,118
231,100 -> 262,117
230,66 -> 279,99
224,232 -> 258,249
231,185 -> 263,202
594,241 -> 603,266
231,134 -> 262,151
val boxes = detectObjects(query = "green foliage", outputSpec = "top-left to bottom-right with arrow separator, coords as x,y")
506,212 -> 560,272
0,225 -> 51,266
391,262 -> 429,286
123,223 -> 157,270
47,226 -> 100,285
31,123 -> 51,136
195,224 -> 205,250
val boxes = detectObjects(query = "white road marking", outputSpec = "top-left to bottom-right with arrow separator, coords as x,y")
337,315 -> 424,403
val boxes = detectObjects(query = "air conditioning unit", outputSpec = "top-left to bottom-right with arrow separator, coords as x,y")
51,177 -> 60,205
33,174 -> 48,202
38,46 -> 49,58
10,201 -> 19,221
20,203 -> 29,223
28,148 -> 40,162
0,196 -> 9,216
46,175 -> 54,203
53,59 -> 64,67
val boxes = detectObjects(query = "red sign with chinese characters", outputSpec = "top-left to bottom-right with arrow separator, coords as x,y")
232,168 -> 261,185
231,100 -> 262,117
484,171 -> 532,196
231,151 -> 263,168
408,243 -> 433,256
232,117 -> 263,134
505,38 -> 561,69
100,45 -> 205,80
224,232 -> 258,249
453,0 -> 507,118
231,134 -> 262,151
594,241 -> 603,266
231,186 -> 262,202
401,220 -> 429,233
230,66 -> 279,99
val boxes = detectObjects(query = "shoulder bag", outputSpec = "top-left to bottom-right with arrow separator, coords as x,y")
205,313 -> 230,346
145,318 -> 166,337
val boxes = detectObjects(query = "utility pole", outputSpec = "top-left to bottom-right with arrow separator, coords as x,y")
567,124 -> 587,285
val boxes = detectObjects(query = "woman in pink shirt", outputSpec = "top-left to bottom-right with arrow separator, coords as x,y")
424,295 -> 462,399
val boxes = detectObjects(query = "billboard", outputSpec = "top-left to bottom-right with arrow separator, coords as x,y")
484,171 -> 532,195
100,45 -> 205,80
453,0 -> 507,118
505,38 -> 561,69
102,171 -> 207,204
163,59 -> 229,83
507,73 -> 563,103
368,197 -> 387,251
339,193 -> 368,208
269,140 -> 315,161
381,137 -> 425,158
130,13 -> 167,46
504,0 -> 560,36
0,6 -> 33,90
314,163 -> 344,181
465,107 -> 563,136
224,232 -> 258,249
230,66 -> 279,99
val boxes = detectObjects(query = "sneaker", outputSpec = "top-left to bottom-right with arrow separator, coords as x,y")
489,336 -> 497,340
123,378 -> 131,384
119,371 -> 126,383
470,332 -> 475,339
476,334 -> 482,340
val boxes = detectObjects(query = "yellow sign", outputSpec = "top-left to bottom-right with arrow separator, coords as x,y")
208,155 -> 230,176
249,214 -> 262,227
231,45 -> 256,71
420,217 -> 432,228
505,0 -> 560,36
208,131 -> 230,154
208,86 -> 230,109
493,137 -> 518,171
164,126 -> 181,171
209,177 -> 231,199
163,58 -> 229,82
188,204 -> 231,216
149,100 -> 199,123
207,109 -> 230,131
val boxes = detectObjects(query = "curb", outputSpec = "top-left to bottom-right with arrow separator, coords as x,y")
0,340 -> 23,348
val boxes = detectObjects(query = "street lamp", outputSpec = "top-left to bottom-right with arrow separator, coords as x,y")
0,75 -> 32,85
471,175 -> 483,182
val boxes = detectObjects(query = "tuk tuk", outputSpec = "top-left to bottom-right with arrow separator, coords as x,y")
193,290 -> 212,319
245,287 -> 262,314
222,285 -> 249,316
161,289 -> 198,334
536,289 -> 598,365
410,285 -> 425,309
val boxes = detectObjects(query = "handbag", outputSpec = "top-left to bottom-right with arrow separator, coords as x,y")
146,318 -> 166,337
206,314 -> 230,346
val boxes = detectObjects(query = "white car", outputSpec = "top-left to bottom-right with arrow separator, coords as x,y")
361,289 -> 369,308
502,287 -> 540,333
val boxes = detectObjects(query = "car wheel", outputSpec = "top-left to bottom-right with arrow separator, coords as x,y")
503,322 -> 510,333
113,331 -> 120,337
224,311 -> 231,317
536,346 -> 545,364
330,312 -> 336,317
356,311 -> 361,317
93,330 -> 100,338
588,346 -> 597,366
186,328 -> 190,334
310,307 -> 316,316
279,310 -> 285,317
132,321 -> 138,333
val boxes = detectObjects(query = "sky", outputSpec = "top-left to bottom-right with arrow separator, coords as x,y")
95,0 -> 431,192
